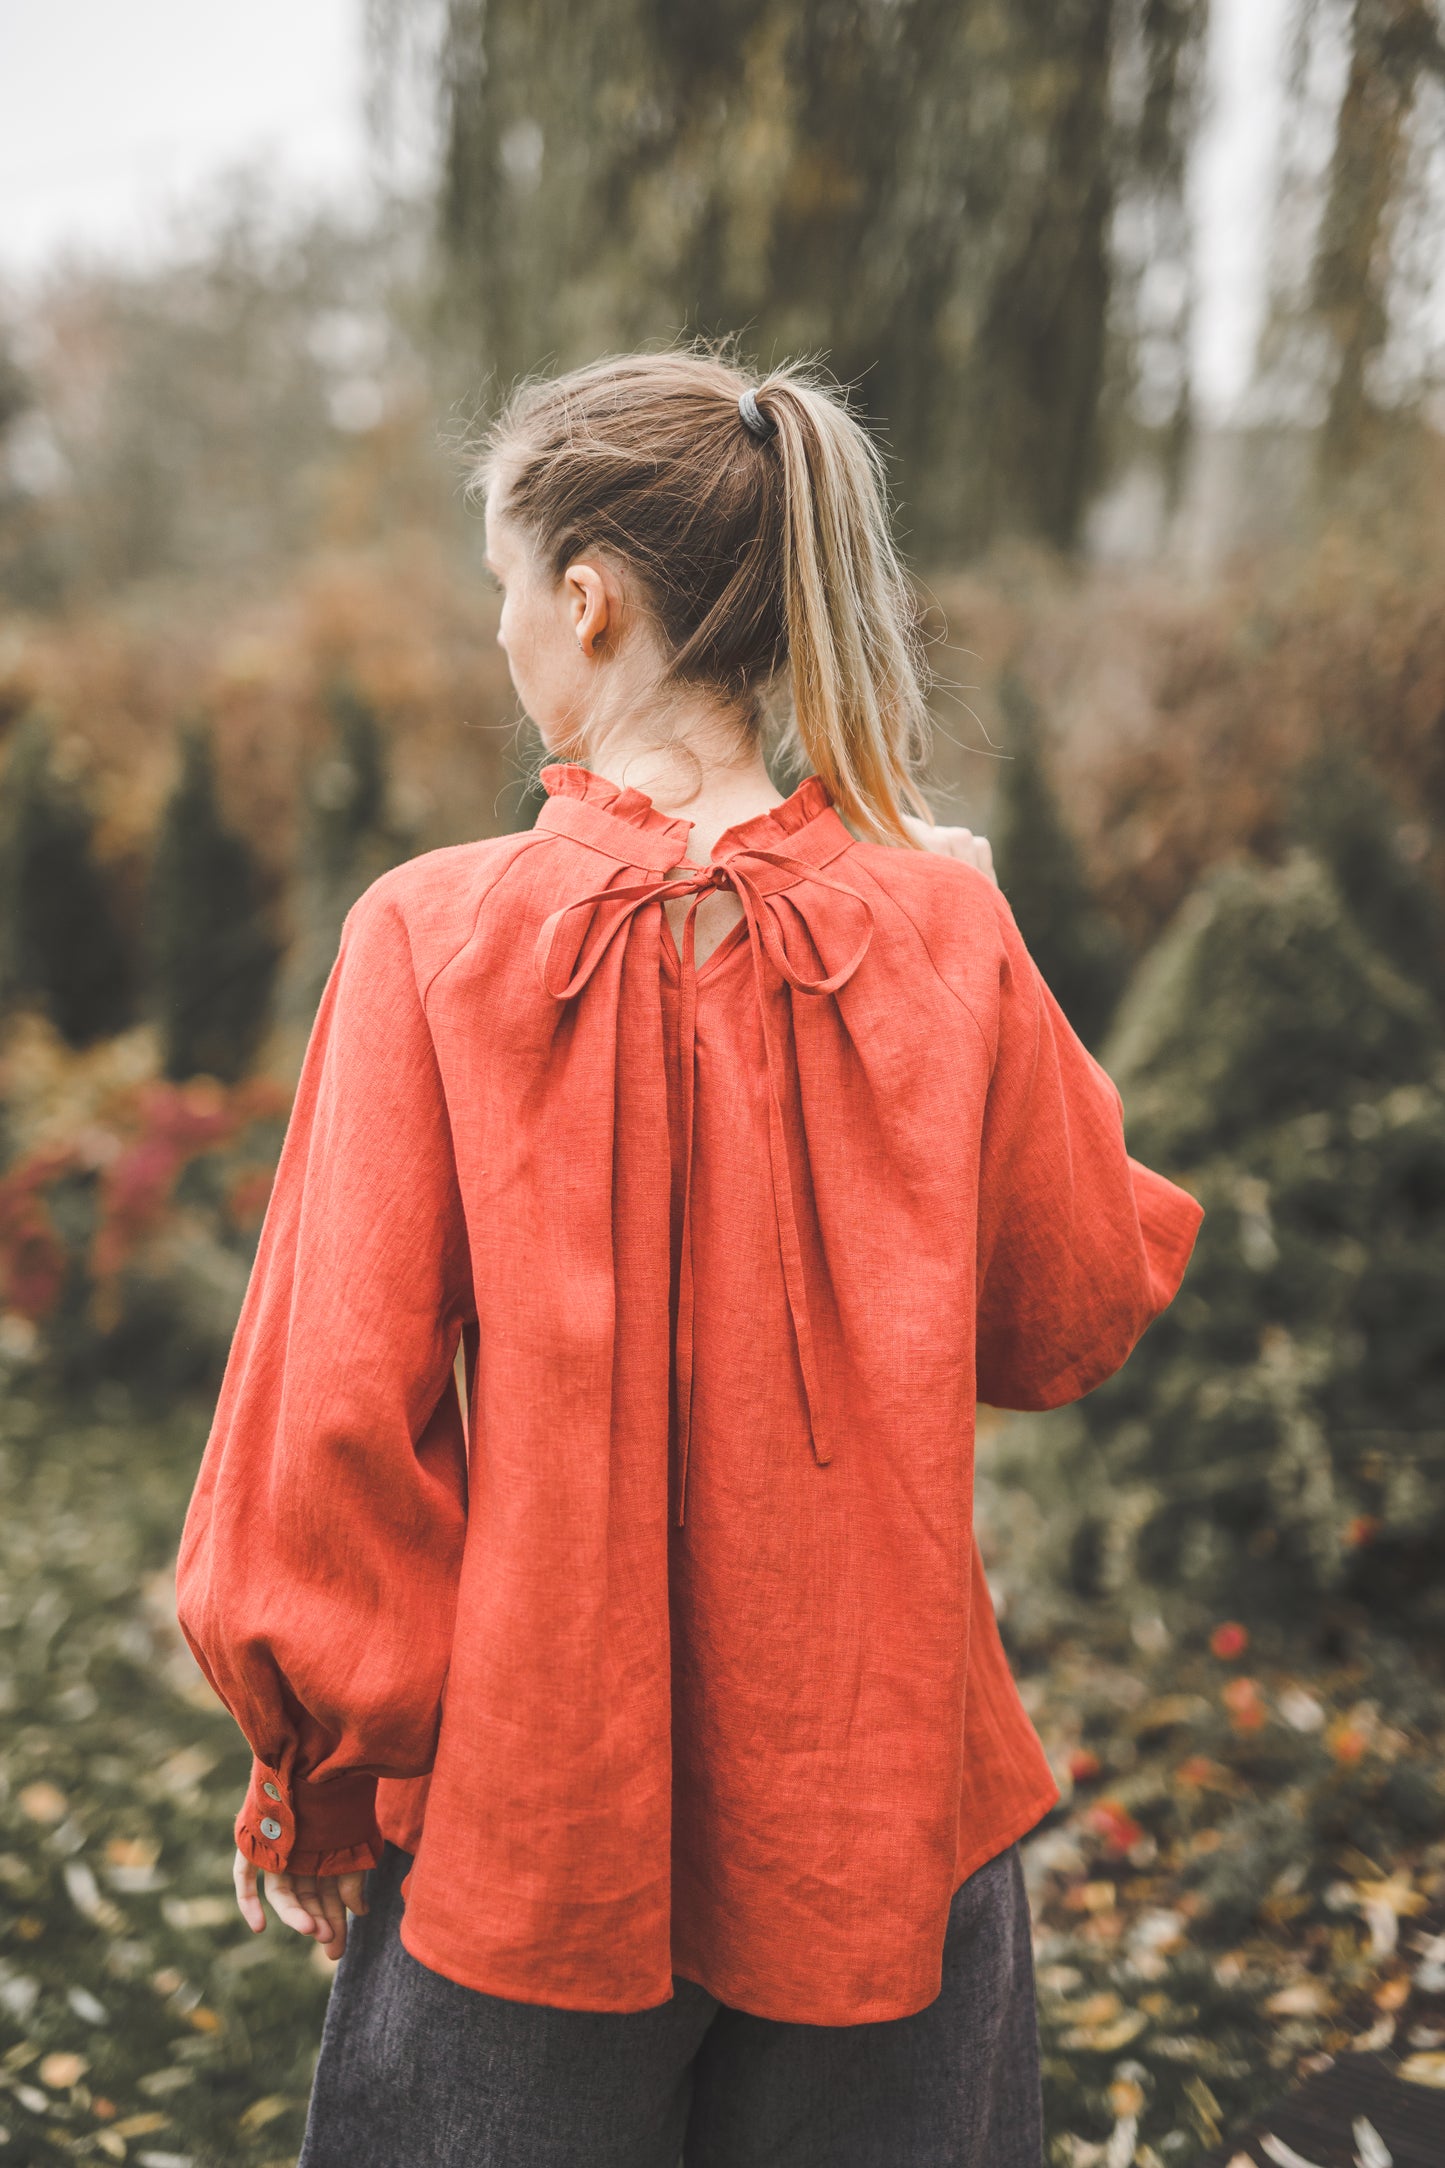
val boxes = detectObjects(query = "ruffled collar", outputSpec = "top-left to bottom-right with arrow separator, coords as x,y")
535,763 -> 843,873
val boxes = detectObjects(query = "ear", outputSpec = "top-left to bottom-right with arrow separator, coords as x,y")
564,561 -> 612,659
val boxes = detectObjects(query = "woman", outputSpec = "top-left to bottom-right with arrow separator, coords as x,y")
176,349 -> 1203,2167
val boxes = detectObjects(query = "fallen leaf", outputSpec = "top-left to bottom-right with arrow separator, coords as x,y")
1260,2137 -> 1327,2168
1104,2114 -> 1138,2168
238,2095 -> 292,2132
1399,2050 -> 1445,2087
160,1896 -> 232,1931
1278,1687 -> 1325,1733
1060,2010 -> 1149,2052
1353,2115 -> 1392,2167
1223,1677 -> 1267,1728
63,1860 -> 122,1930
1064,1880 -> 1118,1913
1108,2076 -> 1145,2117
1355,1872 -> 1425,1918
1176,1756 -> 1237,1792
1129,1909 -> 1185,1955
38,2051 -> 88,2089
105,1836 -> 160,1869
1136,1694 -> 1208,1732
136,2068 -> 194,2098
1085,1800 -> 1144,1854
1058,1992 -> 1122,2025
17,1781 -> 68,1824
1265,1980 -> 1335,2017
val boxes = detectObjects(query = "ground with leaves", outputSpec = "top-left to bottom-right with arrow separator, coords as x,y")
0,1391 -> 329,2167
2,1390 -> 1444,2168
1016,1618 -> 1445,2165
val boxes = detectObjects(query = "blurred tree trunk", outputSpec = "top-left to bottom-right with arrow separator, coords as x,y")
1260,0 -> 1445,485
1312,0 -> 1445,476
414,0 -> 1205,559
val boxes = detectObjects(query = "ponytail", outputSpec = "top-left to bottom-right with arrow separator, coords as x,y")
757,376 -> 932,845
482,346 -> 934,846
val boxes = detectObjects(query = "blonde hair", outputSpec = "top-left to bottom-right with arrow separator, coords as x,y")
474,347 -> 933,846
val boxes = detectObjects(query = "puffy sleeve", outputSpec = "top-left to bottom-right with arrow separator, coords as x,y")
175,879 -> 475,1879
974,895 -> 1202,1411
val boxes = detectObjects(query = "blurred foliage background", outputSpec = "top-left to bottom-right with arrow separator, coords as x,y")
4,4 -> 1445,2165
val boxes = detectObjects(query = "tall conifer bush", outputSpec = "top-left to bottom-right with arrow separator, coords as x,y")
991,673 -> 1129,1048
0,715 -> 135,1046
147,724 -> 279,1082
278,681 -> 410,1035
983,850 -> 1445,1634
1289,740 -> 1445,1011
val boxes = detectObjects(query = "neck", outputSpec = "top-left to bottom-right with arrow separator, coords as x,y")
581,703 -> 785,863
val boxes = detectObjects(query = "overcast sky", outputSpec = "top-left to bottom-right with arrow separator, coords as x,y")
0,0 -> 1287,421
0,0 -> 367,264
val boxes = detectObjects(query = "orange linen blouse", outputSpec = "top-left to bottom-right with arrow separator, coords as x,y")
176,762 -> 1203,2025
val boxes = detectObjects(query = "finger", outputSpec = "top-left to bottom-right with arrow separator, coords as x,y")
314,1879 -> 350,1958
911,819 -> 961,856
263,1873 -> 321,1938
338,1872 -> 369,1917
296,1876 -> 347,1950
290,1874 -> 339,1945
233,1851 -> 265,1936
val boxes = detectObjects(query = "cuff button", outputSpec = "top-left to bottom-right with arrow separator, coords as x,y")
259,1816 -> 283,1841
262,1782 -> 281,1799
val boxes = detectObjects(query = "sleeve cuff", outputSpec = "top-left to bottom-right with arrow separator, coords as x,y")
1129,1156 -> 1205,1312
235,1757 -> 384,1879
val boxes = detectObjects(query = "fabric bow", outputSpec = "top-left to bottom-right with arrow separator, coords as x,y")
537,846 -> 874,1524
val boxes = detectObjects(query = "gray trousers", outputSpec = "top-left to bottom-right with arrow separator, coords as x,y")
299,1841 -> 1044,2168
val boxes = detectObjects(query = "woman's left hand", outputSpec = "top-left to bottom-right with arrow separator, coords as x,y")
903,816 -> 997,884
233,1846 -> 369,1963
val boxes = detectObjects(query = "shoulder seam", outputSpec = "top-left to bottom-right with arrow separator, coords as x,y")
417,831 -> 554,1012
848,850 -> 998,1062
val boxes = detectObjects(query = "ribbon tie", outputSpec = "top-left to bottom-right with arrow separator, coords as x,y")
537,846 -> 874,1524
